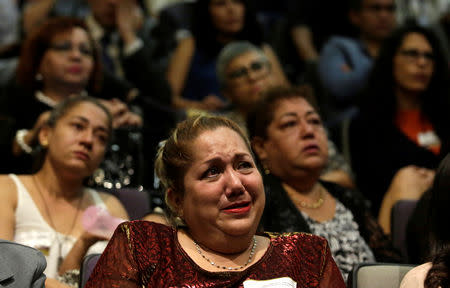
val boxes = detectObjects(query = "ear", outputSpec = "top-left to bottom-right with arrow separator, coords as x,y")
166,188 -> 184,217
349,10 -> 361,27
251,136 -> 268,162
38,124 -> 51,148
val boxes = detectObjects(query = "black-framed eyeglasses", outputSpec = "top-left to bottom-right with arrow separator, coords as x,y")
227,60 -> 269,80
48,42 -> 94,57
363,3 -> 396,13
398,49 -> 435,62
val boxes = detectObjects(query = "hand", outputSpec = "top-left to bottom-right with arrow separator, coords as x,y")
100,98 -> 129,118
200,94 -> 226,111
113,111 -> 143,128
387,165 -> 435,202
116,0 -> 142,44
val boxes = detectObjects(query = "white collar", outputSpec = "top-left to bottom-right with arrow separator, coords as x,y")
35,91 -> 88,108
35,91 -> 57,108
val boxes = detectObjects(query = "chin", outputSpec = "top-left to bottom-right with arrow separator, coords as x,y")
221,217 -> 259,237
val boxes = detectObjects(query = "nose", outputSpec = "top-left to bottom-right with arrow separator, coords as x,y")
299,121 -> 315,139
68,47 -> 82,60
80,129 -> 94,149
225,169 -> 245,197
416,55 -> 431,67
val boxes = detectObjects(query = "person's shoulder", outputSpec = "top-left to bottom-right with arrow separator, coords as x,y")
0,174 -> 20,197
322,36 -> 361,50
118,220 -> 174,239
400,262 -> 431,288
265,231 -> 328,250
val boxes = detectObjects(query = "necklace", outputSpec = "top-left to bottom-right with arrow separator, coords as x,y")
286,184 -> 326,209
193,236 -> 257,271
298,188 -> 325,209
33,175 -> 84,270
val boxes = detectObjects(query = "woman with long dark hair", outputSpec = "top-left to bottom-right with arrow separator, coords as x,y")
349,24 -> 450,218
400,153 -> 450,287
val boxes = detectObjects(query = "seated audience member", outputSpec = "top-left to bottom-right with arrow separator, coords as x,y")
247,86 -> 402,280
166,0 -> 287,111
85,115 -> 346,287
400,153 -> 450,287
0,239 -> 47,288
349,24 -> 450,217
0,96 -> 129,288
288,0 -> 355,64
217,41 -> 355,188
0,0 -> 20,85
0,17 -> 142,175
85,0 -> 171,99
318,0 -> 396,112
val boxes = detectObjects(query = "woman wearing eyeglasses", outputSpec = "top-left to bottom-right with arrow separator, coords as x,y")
0,17 -> 142,175
349,24 -> 450,232
166,0 -> 288,112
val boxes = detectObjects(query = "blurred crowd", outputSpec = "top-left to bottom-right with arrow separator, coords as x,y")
1,0 -> 450,287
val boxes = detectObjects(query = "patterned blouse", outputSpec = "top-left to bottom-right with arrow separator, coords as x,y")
301,200 -> 376,280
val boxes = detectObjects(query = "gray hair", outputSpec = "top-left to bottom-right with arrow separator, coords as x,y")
216,41 -> 269,89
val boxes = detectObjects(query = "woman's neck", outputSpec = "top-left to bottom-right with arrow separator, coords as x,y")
280,169 -> 321,195
282,178 -> 322,199
186,227 -> 255,255
42,85 -> 84,104
395,87 -> 421,111
35,162 -> 84,200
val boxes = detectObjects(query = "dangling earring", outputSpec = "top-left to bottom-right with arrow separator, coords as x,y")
41,139 -> 48,148
263,163 -> 270,175
35,73 -> 43,81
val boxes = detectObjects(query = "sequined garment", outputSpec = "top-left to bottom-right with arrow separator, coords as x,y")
85,221 -> 345,288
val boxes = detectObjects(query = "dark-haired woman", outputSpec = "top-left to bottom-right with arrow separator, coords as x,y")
349,24 -> 450,217
400,154 -> 450,288
0,17 -> 142,175
247,86 -> 402,280
0,96 -> 129,287
166,0 -> 288,111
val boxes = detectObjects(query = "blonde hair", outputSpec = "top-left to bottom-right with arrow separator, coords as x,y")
155,115 -> 252,225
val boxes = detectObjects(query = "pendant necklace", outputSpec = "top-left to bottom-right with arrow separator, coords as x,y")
193,236 -> 257,271
33,175 -> 84,270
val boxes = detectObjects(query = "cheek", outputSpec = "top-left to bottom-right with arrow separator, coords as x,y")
393,59 -> 409,82
210,9 -> 225,26
85,58 -> 94,72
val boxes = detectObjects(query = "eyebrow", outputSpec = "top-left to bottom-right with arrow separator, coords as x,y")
279,110 -> 318,119
71,116 -> 109,133
201,153 -> 252,164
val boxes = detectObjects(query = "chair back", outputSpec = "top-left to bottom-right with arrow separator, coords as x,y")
109,188 -> 151,220
391,200 -> 418,261
348,263 -> 416,288
79,253 -> 101,288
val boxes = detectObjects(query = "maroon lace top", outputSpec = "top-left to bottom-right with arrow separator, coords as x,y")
85,221 -> 345,288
